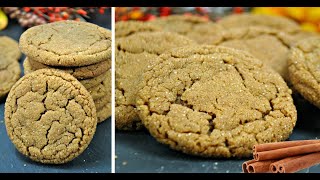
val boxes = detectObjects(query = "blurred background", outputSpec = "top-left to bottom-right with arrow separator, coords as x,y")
0,7 -> 110,30
115,7 -> 320,33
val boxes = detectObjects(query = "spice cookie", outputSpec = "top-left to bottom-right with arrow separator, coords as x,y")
26,57 -> 110,79
288,37 -> 320,109
4,69 -> 97,164
217,26 -> 292,80
96,101 -> 111,123
115,20 -> 162,38
19,20 -> 111,67
94,95 -> 109,110
88,68 -> 111,101
0,36 -> 21,61
80,71 -> 108,89
0,55 -> 21,100
136,45 -> 297,158
116,31 -> 196,130
218,13 -> 301,33
149,15 -> 224,44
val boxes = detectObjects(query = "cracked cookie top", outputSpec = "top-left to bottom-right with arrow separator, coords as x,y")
5,69 -> 97,164
115,31 -> 196,130
149,15 -> 224,45
288,37 -> 320,108
136,45 -> 297,158
217,26 -> 292,80
19,20 -> 111,67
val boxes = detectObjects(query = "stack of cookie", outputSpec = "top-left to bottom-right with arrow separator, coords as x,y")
20,20 -> 111,123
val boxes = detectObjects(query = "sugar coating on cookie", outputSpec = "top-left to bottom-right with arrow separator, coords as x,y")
218,13 -> 301,33
217,26 -> 292,80
149,15 -> 224,44
5,69 -> 97,164
288,37 -> 320,108
136,45 -> 297,158
19,20 -> 111,67
115,21 -> 162,38
116,31 -> 196,130
0,56 -> 21,100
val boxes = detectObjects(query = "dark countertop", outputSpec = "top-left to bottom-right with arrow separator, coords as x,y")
116,93 -> 320,173
0,9 -> 111,173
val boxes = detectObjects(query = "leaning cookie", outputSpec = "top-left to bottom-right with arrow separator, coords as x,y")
149,15 -> 224,44
19,20 -> 111,67
0,55 -> 21,100
0,36 -> 21,61
5,69 -> 97,164
115,20 -> 162,38
217,26 -> 292,80
136,45 -> 297,158
288,37 -> 320,109
115,31 -> 196,130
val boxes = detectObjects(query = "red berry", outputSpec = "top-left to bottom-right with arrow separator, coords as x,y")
233,7 -> 244,14
77,9 -> 87,15
23,7 -> 31,12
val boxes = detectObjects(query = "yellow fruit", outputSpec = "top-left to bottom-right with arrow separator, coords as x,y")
285,7 -> 306,22
0,9 -> 8,30
301,22 -> 318,32
305,8 -> 320,23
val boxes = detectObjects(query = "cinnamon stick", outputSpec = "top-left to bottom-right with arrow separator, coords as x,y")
269,155 -> 303,173
254,143 -> 320,161
242,159 -> 256,173
247,160 -> 276,173
278,152 -> 320,173
253,140 -> 320,153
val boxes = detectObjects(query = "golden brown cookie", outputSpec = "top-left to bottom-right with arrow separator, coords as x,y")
26,57 -> 110,79
4,69 -> 97,164
116,31 -> 196,130
149,15 -> 224,44
88,68 -> 110,100
136,45 -> 297,158
0,55 -> 21,100
218,13 -> 301,33
23,59 -> 108,90
19,20 -> 111,67
0,36 -> 21,61
288,37 -> 320,108
97,101 -> 111,123
115,20 -> 162,38
217,26 -> 292,80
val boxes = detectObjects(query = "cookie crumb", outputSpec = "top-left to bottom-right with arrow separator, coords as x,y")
122,161 -> 127,166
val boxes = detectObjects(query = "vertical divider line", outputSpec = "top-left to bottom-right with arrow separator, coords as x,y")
111,6 -> 116,174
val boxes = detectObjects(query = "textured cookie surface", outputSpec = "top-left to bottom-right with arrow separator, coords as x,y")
5,69 -> 97,164
116,31 -> 196,130
288,37 -> 320,108
0,36 -> 21,60
149,15 -> 224,44
217,27 -> 291,79
88,69 -> 110,101
218,13 -> 300,33
136,45 -> 297,158
0,55 -> 21,100
26,57 -> 110,79
94,69 -> 111,123
115,21 -> 162,38
20,20 -> 111,66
